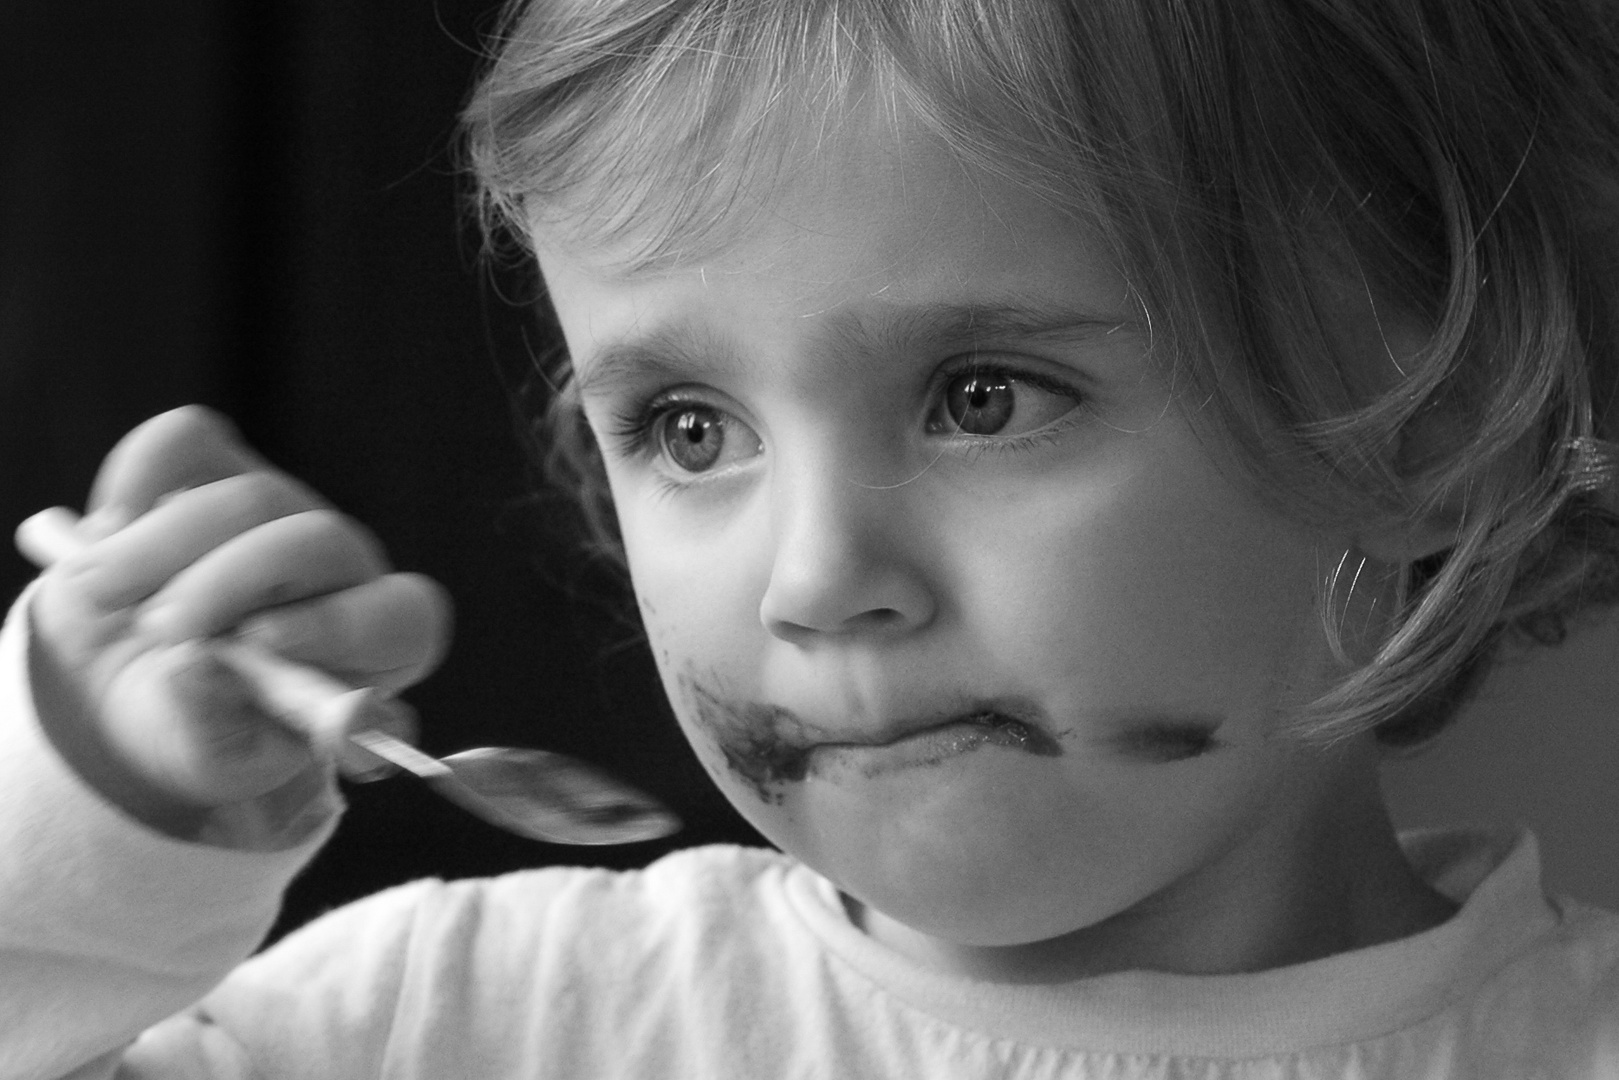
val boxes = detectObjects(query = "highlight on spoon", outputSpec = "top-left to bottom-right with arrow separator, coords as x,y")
349,727 -> 452,779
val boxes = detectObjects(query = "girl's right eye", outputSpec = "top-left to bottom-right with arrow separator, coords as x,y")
647,403 -> 762,476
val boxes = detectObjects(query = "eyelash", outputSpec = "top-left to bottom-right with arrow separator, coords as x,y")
601,361 -> 1086,471
604,393 -> 685,459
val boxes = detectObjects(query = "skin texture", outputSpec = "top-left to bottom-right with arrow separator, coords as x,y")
537,110 -> 1457,980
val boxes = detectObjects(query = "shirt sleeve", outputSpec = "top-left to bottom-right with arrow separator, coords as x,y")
0,585 -> 340,1080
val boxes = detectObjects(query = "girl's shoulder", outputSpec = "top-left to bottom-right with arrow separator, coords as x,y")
212,845 -> 812,1040
461,842 -> 800,920
266,843 -> 807,975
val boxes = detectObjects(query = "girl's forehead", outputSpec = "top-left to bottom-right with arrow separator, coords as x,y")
534,124 -> 1151,420
531,105 -> 1115,292
523,55 -> 1115,278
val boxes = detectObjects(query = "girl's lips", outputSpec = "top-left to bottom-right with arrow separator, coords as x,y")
680,674 -> 1064,801
810,713 -> 1063,779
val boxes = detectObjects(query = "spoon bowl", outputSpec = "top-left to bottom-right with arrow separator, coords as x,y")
437,747 -> 681,846
349,729 -> 681,845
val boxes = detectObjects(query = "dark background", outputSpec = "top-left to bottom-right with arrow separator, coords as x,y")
0,0 -> 762,938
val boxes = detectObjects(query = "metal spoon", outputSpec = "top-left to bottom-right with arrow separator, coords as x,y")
348,728 -> 678,845
17,506 -> 681,846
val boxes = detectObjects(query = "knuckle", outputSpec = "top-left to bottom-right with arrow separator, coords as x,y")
52,549 -> 142,613
240,604 -> 324,655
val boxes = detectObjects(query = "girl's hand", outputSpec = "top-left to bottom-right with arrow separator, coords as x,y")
24,406 -> 452,835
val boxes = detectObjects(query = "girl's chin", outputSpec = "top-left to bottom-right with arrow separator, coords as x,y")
727,752 -> 1147,946
811,830 -> 1137,950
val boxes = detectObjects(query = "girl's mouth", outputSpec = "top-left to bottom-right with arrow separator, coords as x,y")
681,677 -> 1063,801
810,712 -> 1063,779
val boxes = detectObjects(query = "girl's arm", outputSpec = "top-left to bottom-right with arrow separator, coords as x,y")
0,406 -> 450,1079
0,582 -> 335,1079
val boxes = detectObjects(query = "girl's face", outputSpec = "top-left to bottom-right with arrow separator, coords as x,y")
536,121 -> 1378,964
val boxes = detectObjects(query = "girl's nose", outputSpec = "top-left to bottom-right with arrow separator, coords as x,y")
758,470 -> 937,644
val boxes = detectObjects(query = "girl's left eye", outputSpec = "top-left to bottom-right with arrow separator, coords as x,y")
925,368 -> 1082,438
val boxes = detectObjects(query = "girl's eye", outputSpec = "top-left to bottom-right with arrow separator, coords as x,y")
927,368 -> 1081,438
944,372 -> 1015,435
653,404 -> 761,475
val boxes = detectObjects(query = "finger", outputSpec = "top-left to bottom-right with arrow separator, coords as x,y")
15,506 -> 92,570
59,471 -> 329,613
234,572 -> 453,693
86,406 -> 312,520
138,508 -> 390,642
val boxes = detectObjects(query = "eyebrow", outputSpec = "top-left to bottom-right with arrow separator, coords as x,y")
573,322 -> 743,401
827,300 -> 1136,361
571,300 -> 1137,400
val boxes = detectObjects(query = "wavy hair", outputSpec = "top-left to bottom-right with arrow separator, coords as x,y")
463,0 -> 1619,747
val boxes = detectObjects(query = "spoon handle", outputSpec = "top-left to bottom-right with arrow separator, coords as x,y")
349,727 -> 452,779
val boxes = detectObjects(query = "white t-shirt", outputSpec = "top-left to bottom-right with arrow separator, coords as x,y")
2,599 -> 1617,1079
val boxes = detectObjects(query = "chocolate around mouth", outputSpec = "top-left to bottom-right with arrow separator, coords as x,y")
684,678 -> 1062,801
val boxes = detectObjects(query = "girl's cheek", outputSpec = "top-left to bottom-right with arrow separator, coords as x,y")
635,591 -> 669,657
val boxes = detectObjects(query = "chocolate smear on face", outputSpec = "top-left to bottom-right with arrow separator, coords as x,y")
1107,718 -> 1225,763
681,672 -> 1063,802
685,677 -> 818,802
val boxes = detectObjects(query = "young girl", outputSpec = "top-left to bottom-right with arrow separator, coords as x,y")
5,0 -> 1619,1075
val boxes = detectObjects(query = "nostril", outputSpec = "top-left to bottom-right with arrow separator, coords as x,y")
762,607 -> 907,644
848,608 -> 905,631
820,609 -> 908,637
764,618 -> 820,647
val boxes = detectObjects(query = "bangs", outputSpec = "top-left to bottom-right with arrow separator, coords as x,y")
464,0 -> 1134,271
